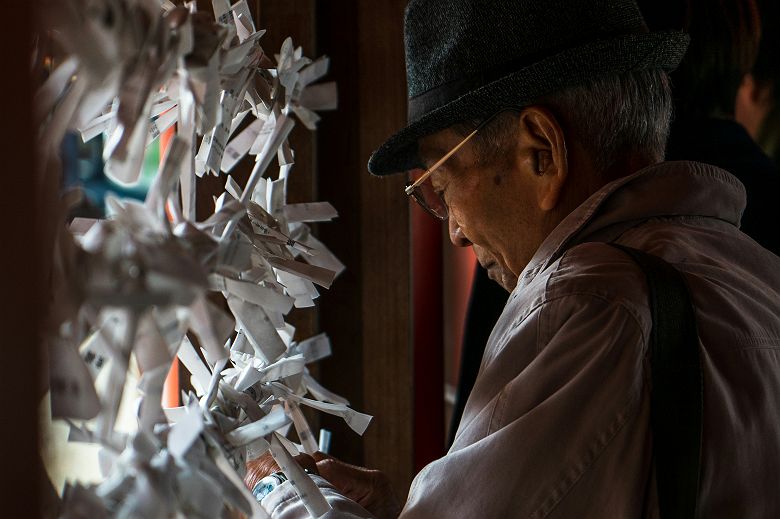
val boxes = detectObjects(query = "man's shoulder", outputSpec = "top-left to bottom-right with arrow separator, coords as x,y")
483,241 -> 651,384
534,241 -> 648,310
500,242 -> 650,339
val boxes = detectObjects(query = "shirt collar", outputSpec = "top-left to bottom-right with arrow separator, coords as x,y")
516,160 -> 747,290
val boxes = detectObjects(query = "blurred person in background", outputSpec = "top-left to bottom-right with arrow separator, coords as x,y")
737,0 -> 780,165
641,0 -> 780,254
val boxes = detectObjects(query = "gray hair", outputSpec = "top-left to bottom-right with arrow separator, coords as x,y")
457,69 -> 673,174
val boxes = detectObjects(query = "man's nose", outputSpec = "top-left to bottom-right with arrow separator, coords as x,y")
448,218 -> 472,247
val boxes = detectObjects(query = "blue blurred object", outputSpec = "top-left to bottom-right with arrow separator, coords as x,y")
60,131 -> 160,217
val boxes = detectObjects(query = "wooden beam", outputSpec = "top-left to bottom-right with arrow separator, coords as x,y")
316,0 -> 414,498
2,1 -> 41,517
356,0 -> 415,498
315,0 -> 366,468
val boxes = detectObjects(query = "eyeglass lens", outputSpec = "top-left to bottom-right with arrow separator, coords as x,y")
407,168 -> 448,219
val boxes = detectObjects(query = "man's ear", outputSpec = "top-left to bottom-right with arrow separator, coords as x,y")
515,106 -> 568,211
736,73 -> 774,139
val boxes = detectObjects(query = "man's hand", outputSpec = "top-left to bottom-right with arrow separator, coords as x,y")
244,452 -> 319,491
313,452 -> 402,519
244,452 -> 402,519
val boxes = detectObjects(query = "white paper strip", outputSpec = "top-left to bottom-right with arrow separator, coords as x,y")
227,297 -> 287,364
225,407 -> 289,446
210,274 -> 295,314
282,202 -> 338,223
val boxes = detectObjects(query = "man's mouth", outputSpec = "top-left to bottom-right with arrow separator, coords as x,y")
480,259 -> 497,272
473,247 -> 498,273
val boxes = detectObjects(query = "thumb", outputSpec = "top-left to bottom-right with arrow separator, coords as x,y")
315,456 -> 376,500
312,451 -> 334,463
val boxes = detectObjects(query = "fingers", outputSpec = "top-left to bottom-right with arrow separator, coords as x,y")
315,456 -> 381,505
313,452 -> 366,475
315,458 -> 350,486
246,452 -> 401,519
311,451 -> 332,463
313,457 -> 401,519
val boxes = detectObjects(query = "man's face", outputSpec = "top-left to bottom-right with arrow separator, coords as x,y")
417,124 -> 554,292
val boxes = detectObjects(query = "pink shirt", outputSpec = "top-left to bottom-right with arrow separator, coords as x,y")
264,161 -> 780,518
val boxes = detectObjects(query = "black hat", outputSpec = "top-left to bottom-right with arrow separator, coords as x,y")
367,0 -> 690,175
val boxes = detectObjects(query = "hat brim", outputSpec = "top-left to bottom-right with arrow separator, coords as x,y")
368,30 -> 690,175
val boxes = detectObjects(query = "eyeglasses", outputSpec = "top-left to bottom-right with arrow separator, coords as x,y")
404,112 -> 500,220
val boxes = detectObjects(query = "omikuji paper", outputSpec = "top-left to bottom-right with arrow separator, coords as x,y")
37,1 -> 362,517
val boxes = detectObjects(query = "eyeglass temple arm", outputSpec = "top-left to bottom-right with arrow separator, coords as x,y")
404,127 -> 481,195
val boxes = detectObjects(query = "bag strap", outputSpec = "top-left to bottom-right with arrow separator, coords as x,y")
609,244 -> 703,519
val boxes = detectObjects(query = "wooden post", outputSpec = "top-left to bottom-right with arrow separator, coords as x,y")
316,0 -> 367,469
1,1 -> 41,517
356,0 -> 414,498
318,0 -> 415,498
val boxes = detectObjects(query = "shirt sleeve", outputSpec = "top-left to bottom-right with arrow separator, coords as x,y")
261,475 -> 374,518
402,293 -> 653,518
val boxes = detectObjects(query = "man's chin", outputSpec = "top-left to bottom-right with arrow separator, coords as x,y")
484,264 -> 514,292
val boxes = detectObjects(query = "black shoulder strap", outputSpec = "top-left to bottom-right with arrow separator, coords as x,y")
609,243 -> 703,519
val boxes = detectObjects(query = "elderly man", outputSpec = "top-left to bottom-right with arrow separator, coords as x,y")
248,0 -> 780,517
